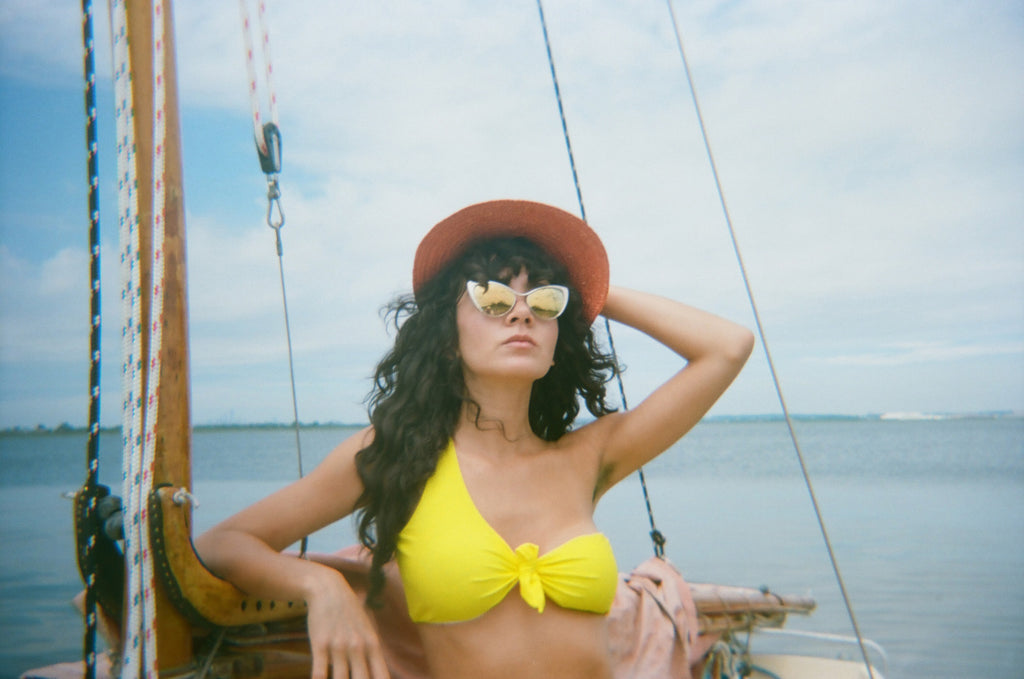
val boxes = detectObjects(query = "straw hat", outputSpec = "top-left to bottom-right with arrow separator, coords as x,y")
413,200 -> 609,323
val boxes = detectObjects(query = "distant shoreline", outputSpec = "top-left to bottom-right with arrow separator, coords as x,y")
3,411 -> 1019,435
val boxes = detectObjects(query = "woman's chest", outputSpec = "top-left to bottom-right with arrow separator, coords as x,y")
457,449 -> 598,548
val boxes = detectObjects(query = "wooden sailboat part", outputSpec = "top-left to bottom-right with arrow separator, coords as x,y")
689,583 -> 816,635
99,1 -> 308,672
149,486 -> 308,628
119,0 -> 192,670
125,0 -> 309,643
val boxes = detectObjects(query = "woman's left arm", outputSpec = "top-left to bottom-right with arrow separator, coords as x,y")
593,285 -> 755,492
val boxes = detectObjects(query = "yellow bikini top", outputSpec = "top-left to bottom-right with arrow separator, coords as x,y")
396,440 -> 618,624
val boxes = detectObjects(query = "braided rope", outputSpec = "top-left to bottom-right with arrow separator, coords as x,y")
134,1 -> 170,674
112,1 -> 144,674
240,0 -> 279,154
80,2 -> 101,676
114,0 -> 163,674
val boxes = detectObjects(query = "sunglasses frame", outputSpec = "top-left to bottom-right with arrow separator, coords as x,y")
465,280 -> 570,320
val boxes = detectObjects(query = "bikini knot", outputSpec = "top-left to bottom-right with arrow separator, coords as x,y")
513,542 -> 545,613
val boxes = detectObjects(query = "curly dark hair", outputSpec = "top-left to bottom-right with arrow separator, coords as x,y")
353,237 -> 619,606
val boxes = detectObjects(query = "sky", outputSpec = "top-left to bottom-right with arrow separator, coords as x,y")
0,0 -> 1021,429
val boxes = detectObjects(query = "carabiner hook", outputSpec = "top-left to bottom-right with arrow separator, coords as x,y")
266,177 -> 285,231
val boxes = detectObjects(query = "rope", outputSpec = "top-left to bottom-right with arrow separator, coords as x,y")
80,3 -> 101,676
663,2 -> 876,676
135,4 -> 169,672
535,0 -> 666,559
114,0 -> 163,673
112,0 -> 144,674
239,0 -> 278,155
239,0 -> 307,557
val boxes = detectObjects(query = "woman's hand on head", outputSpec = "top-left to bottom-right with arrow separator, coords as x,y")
305,568 -> 391,679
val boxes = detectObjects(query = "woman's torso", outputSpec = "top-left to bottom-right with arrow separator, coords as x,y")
400,427 -> 616,678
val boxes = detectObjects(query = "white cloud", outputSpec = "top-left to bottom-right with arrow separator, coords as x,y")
1,0 -> 1022,425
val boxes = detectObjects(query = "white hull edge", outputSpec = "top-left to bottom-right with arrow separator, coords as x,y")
750,654 -> 885,679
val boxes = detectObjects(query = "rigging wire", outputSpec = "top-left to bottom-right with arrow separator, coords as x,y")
535,0 -> 666,559
80,3 -> 101,677
239,0 -> 307,557
663,1 -> 876,675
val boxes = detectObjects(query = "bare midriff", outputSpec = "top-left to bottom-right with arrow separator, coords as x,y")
416,596 -> 613,679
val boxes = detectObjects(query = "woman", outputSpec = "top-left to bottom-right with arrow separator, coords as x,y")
196,200 -> 754,679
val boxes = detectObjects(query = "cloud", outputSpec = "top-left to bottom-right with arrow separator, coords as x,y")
0,245 -> 90,363
1,1 -> 1022,425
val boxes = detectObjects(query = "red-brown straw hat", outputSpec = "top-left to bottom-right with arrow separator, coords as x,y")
413,200 -> 609,324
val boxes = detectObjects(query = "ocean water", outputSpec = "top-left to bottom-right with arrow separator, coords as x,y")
1,417 -> 1021,678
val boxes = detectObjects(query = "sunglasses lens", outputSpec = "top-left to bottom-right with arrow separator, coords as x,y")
526,286 -> 568,319
469,282 -> 515,316
467,281 -> 569,319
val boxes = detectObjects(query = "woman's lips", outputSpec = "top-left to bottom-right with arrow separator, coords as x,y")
503,334 -> 536,347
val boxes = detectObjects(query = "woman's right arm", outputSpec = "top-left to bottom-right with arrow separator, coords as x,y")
194,426 -> 390,679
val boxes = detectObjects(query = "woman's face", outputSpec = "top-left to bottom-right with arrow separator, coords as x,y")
456,269 -> 560,387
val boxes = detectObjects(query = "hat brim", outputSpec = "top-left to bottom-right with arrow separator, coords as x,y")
413,200 -> 609,324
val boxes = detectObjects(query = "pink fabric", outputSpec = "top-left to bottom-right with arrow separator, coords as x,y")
608,556 -> 718,678
313,546 -> 712,679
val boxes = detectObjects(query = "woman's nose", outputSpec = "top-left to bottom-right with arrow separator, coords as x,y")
505,296 -> 533,324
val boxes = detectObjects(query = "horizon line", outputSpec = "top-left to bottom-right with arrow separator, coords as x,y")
4,410 -> 1021,434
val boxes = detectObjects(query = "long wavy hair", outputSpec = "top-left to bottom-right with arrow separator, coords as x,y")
353,237 -> 619,606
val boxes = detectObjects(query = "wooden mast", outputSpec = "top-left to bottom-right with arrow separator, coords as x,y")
126,0 -> 193,670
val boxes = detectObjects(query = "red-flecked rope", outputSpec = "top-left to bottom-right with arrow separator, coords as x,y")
240,0 -> 279,155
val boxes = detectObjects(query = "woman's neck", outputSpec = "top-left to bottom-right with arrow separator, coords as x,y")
458,378 -> 535,444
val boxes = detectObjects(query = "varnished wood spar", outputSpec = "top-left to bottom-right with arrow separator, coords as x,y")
689,583 -> 816,635
127,0 -> 311,650
126,0 -> 192,670
150,487 -> 309,627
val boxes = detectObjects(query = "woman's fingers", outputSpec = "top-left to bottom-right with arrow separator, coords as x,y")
309,632 -> 390,679
303,569 -> 390,679
368,643 -> 391,679
310,644 -> 330,679
342,634 -> 390,679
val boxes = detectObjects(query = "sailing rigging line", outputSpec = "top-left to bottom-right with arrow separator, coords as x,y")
240,0 -> 308,557
135,2 -> 168,673
535,0 -> 666,559
240,0 -> 279,157
112,0 -> 145,673
663,2 -> 876,676
113,0 -> 163,673
80,3 -> 101,677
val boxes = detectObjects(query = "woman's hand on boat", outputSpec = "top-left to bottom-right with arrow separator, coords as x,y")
305,568 -> 391,679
